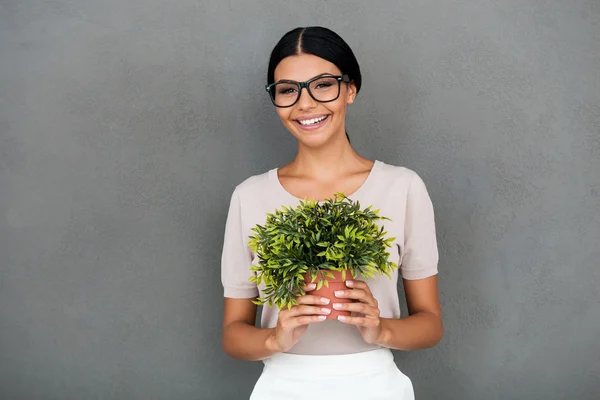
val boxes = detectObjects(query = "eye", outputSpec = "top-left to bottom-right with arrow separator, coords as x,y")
311,77 -> 337,91
315,82 -> 333,89
278,87 -> 297,95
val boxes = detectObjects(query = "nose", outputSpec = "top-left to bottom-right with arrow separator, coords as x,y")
296,86 -> 317,110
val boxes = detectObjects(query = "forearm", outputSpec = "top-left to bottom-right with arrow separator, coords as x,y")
376,312 -> 443,350
222,321 -> 279,361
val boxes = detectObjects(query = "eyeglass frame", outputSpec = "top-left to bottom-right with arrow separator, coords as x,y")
265,74 -> 351,108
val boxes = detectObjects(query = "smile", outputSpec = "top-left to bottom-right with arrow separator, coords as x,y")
294,115 -> 330,130
298,115 -> 328,126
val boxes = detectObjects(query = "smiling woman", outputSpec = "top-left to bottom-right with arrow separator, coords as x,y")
220,26 -> 442,400
267,53 -> 357,150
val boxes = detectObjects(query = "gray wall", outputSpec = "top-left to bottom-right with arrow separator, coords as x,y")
1,0 -> 598,399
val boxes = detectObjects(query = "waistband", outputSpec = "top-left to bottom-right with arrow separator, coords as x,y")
262,348 -> 396,377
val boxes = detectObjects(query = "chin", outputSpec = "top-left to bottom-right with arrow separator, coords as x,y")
287,121 -> 340,147
292,129 -> 335,148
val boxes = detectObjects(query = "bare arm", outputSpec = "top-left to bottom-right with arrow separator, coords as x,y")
375,275 -> 443,350
222,298 -> 279,361
222,286 -> 330,361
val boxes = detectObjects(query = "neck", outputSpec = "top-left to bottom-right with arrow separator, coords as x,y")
291,131 -> 362,179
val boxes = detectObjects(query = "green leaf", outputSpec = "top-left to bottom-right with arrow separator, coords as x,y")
247,196 -> 398,309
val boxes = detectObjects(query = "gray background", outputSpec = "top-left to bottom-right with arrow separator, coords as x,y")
1,0 -> 599,399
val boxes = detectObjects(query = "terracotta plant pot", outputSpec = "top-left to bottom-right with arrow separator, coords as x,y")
304,269 -> 354,320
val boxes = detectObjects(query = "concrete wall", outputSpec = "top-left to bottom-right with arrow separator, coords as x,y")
1,0 -> 598,398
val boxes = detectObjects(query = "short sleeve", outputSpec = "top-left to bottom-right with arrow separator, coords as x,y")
220,188 -> 259,298
400,172 -> 439,280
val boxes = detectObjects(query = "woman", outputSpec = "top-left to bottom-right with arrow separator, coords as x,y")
221,26 -> 443,400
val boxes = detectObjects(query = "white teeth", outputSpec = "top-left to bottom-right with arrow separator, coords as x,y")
299,116 -> 327,126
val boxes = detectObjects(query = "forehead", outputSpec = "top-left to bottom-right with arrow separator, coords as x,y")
274,53 -> 342,82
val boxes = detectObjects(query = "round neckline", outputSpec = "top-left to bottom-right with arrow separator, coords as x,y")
269,160 -> 381,202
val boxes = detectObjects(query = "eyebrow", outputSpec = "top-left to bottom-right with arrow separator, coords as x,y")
276,72 -> 338,83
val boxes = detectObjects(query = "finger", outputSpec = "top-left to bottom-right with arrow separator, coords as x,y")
295,294 -> 331,306
301,283 -> 317,292
286,304 -> 332,317
331,302 -> 380,318
336,314 -> 381,327
334,288 -> 377,306
345,279 -> 373,295
282,314 -> 327,329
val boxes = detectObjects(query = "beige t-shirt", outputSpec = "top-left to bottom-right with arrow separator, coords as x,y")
220,160 -> 439,355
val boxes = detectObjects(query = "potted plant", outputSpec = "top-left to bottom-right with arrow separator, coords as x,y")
248,193 -> 397,319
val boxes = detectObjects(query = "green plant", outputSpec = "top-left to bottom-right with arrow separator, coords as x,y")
248,193 -> 397,310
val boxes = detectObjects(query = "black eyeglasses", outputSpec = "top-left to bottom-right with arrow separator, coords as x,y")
265,74 -> 350,108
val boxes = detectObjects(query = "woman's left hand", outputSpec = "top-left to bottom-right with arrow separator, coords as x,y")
332,279 -> 384,344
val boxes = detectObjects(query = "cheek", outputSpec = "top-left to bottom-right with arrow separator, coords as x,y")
276,108 -> 293,122
329,101 -> 348,118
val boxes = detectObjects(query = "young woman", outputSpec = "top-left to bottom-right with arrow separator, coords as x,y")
221,26 -> 442,400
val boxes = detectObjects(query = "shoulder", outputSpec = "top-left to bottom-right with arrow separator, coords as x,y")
229,168 -> 274,201
372,160 -> 435,207
375,160 -> 427,188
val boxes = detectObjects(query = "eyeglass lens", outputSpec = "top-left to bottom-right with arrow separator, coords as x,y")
270,77 -> 340,107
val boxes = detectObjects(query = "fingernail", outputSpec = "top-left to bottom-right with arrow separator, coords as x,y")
332,303 -> 343,310
335,290 -> 344,297
317,315 -> 327,320
345,280 -> 354,287
338,315 -> 347,321
320,297 -> 330,304
321,308 -> 331,314
308,283 -> 316,289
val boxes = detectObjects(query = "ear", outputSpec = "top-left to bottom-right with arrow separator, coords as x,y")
345,81 -> 357,104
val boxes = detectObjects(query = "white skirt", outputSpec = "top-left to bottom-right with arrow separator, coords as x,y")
249,348 -> 415,400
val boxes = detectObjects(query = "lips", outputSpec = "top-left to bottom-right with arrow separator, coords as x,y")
294,115 -> 330,131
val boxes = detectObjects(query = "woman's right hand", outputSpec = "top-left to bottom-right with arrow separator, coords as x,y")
268,283 -> 331,353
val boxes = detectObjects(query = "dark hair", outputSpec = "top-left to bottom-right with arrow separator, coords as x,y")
267,27 -> 361,142
267,26 -> 362,92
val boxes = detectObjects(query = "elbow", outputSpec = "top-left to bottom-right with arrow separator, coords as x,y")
418,312 -> 444,349
221,325 -> 240,360
221,339 -> 234,359
433,323 -> 444,347
222,337 -> 243,360
429,316 -> 444,348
